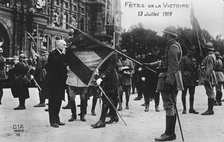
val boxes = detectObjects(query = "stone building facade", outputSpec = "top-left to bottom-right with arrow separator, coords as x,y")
0,0 -> 121,57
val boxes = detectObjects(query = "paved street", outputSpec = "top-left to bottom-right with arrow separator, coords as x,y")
0,86 -> 224,142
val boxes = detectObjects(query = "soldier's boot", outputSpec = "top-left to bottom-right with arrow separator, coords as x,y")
118,101 -> 122,111
155,92 -> 160,112
106,103 -> 119,124
80,98 -> 87,122
14,98 -> 26,110
34,92 -> 46,107
144,99 -> 149,112
219,92 -> 223,105
181,94 -> 186,114
144,104 -> 149,112
91,104 -> 108,128
155,116 -> 176,141
189,94 -> 199,114
91,97 -> 97,116
201,98 -> 214,115
125,94 -> 130,109
215,92 -> 222,106
68,99 -> 77,122
0,89 -> 2,105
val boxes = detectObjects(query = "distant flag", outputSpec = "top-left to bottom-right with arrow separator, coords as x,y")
68,29 -> 115,86
190,5 -> 206,56
27,32 -> 38,60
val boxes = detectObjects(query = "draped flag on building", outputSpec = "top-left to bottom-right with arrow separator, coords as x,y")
190,5 -> 206,57
68,29 -> 115,86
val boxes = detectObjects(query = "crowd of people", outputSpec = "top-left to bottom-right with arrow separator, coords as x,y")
0,26 -> 224,141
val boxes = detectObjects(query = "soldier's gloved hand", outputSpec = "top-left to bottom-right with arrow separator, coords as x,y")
164,83 -> 173,93
96,78 -> 103,86
138,67 -> 142,71
30,75 -> 34,80
141,77 -> 146,81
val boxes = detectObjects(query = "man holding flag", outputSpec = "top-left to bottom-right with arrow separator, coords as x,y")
91,52 -> 120,128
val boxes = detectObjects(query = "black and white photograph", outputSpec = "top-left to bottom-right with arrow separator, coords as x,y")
0,0 -> 224,142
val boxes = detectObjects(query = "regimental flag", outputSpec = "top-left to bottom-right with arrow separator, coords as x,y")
190,5 -> 206,56
68,29 -> 115,86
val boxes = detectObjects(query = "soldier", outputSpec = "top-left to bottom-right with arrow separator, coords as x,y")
0,47 -> 7,105
91,53 -> 119,128
33,46 -> 48,107
200,42 -> 217,115
117,50 -> 134,110
11,54 -> 30,110
133,54 -> 145,101
181,46 -> 199,114
142,48 -> 161,112
66,67 -> 88,122
214,51 -> 224,106
154,26 -> 183,141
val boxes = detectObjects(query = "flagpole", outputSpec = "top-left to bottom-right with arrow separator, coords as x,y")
98,85 -> 127,126
190,5 -> 203,57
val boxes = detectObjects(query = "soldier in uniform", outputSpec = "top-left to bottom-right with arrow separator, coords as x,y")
200,42 -> 217,115
154,26 -> 183,141
11,54 -> 30,110
214,51 -> 224,106
91,53 -> 119,128
34,46 -> 48,107
66,67 -> 88,122
133,54 -> 145,101
181,46 -> 199,114
117,50 -> 134,110
142,48 -> 161,112
0,48 -> 7,105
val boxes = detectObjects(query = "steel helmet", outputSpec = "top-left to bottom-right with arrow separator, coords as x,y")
40,46 -> 47,53
215,51 -> 221,58
19,53 -> 27,59
0,48 -> 3,53
163,26 -> 177,37
204,42 -> 214,51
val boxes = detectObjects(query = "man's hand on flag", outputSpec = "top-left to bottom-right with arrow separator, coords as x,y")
96,78 -> 103,86
141,77 -> 146,81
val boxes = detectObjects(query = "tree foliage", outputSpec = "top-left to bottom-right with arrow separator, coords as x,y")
121,24 -> 224,59
121,24 -> 163,58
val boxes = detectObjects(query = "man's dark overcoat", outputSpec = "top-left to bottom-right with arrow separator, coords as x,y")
45,49 -> 67,100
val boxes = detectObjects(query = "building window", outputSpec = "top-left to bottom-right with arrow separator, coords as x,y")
80,16 -> 84,31
53,9 -> 60,27
62,12 -> 68,29
55,0 -> 60,6
73,4 -> 77,12
64,1 -> 69,9
80,7 -> 85,14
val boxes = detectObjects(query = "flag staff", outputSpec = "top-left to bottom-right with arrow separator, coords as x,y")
98,85 -> 127,126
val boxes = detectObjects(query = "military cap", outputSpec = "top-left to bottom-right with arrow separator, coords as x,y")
204,42 -> 214,51
19,53 -> 27,59
0,48 -> 3,53
163,26 -> 177,37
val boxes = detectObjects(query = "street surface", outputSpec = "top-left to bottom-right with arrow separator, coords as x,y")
0,86 -> 224,142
